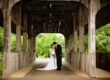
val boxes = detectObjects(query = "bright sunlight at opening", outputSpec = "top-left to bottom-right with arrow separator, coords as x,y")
36,33 -> 65,58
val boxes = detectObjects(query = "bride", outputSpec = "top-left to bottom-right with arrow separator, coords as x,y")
37,43 -> 57,70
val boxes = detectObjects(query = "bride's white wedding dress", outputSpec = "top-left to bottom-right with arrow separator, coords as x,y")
37,48 -> 57,70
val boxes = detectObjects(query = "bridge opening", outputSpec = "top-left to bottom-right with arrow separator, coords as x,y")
36,33 -> 65,58
35,33 -> 65,70
96,6 -> 110,77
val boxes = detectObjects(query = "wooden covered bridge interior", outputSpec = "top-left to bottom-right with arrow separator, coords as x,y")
0,0 -> 110,79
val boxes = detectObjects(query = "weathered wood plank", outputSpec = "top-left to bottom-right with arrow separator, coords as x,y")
88,0 -> 97,77
3,0 -> 12,76
79,6 -> 85,72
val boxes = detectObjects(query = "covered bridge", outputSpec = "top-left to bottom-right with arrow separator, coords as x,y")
0,0 -> 110,79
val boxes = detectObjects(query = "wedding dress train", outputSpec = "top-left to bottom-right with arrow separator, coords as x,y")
36,48 -> 57,70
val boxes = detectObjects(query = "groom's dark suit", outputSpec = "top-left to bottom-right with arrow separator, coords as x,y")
55,44 -> 62,70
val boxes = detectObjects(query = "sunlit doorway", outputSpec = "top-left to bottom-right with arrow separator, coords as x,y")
35,33 -> 65,70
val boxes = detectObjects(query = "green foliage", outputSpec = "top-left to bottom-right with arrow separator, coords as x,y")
96,23 -> 110,53
84,35 -> 88,52
0,27 -> 16,52
0,60 -> 3,76
0,27 -> 3,76
11,33 -> 16,52
0,27 -> 16,76
0,27 -> 3,52
84,23 -> 110,53
0,53 -> 3,76
36,33 -> 65,58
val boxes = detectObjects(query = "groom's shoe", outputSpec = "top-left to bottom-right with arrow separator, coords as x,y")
56,68 -> 61,71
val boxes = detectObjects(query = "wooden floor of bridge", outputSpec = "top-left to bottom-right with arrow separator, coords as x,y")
8,59 -> 110,80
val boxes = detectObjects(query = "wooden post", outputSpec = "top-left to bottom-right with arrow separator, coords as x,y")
32,36 -> 36,62
16,24 -> 21,52
73,16 -> 78,68
28,37 -> 31,64
23,13 -> 28,53
79,6 -> 85,72
28,23 -> 36,63
3,0 -> 12,76
22,13 -> 28,67
23,32 -> 28,53
70,16 -> 75,67
28,36 -> 36,63
88,0 -> 97,77
28,36 -> 35,64
16,7 -> 21,52
65,37 -> 70,64
22,32 -> 28,67
15,3 -> 22,69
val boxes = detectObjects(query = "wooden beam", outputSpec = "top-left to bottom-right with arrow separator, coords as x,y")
79,6 -> 85,72
16,24 -> 21,52
88,0 -> 97,77
23,32 -> 28,53
28,36 -> 35,63
25,5 -> 78,12
3,0 -> 12,76
23,0 -> 80,6
23,13 -> 28,53
16,6 -> 22,52
73,16 -> 78,68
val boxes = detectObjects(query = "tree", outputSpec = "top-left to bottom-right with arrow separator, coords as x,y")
36,33 -> 65,58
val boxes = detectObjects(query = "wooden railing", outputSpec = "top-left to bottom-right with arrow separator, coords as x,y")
3,51 -> 35,76
96,53 -> 110,71
66,50 -> 90,75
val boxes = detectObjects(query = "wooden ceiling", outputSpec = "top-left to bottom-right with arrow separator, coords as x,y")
22,1 -> 81,37
1,0 -> 110,37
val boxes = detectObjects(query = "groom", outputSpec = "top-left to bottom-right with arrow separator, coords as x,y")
53,42 -> 62,70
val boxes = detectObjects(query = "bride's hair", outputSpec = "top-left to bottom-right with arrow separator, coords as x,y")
53,42 -> 57,45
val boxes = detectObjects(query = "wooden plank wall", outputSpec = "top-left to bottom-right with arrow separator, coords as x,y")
4,51 -> 35,76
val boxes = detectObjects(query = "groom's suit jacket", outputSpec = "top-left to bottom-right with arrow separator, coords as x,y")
55,44 -> 62,69
55,44 -> 62,58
